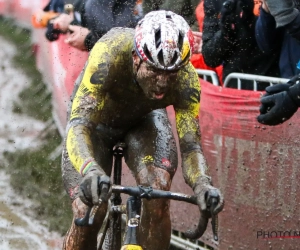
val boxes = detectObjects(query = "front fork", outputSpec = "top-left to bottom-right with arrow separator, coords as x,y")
121,196 -> 143,250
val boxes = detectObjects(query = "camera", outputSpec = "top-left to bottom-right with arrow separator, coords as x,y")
223,0 -> 235,11
45,22 -> 63,41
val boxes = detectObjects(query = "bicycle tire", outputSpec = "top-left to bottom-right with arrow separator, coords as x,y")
97,206 -> 110,250
102,213 -> 123,250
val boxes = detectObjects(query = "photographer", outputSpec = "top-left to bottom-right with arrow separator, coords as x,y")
202,0 -> 280,89
47,0 -> 140,51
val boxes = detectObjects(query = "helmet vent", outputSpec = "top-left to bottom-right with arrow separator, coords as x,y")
170,53 -> 178,66
157,50 -> 165,66
143,44 -> 154,63
155,30 -> 161,48
178,33 -> 184,51
166,14 -> 172,19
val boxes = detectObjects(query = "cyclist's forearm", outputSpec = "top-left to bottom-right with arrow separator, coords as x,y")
66,125 -> 99,174
182,149 -> 209,188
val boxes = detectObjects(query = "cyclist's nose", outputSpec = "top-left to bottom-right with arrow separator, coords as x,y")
155,74 -> 169,87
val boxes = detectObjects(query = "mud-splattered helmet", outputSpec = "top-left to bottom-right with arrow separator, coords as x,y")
134,10 -> 194,71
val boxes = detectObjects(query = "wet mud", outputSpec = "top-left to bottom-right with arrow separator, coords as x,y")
0,36 -> 63,249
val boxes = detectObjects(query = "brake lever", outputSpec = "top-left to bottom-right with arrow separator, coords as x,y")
210,197 -> 219,241
75,180 -> 109,227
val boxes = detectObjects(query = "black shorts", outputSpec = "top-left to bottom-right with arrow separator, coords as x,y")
61,109 -> 178,201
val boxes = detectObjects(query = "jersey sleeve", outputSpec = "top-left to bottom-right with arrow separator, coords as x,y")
66,28 -> 134,174
174,63 -> 208,187
66,41 -> 110,174
174,62 -> 201,146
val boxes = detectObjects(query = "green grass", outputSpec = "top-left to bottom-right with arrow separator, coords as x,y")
3,130 -> 72,234
0,16 -> 72,235
0,16 -> 52,121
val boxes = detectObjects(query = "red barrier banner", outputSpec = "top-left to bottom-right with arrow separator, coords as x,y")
10,0 -> 44,28
0,0 -> 10,16
200,80 -> 300,249
34,29 -> 88,134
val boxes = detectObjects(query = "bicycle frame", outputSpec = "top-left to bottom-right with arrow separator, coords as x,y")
98,142 -> 126,250
75,142 -> 219,250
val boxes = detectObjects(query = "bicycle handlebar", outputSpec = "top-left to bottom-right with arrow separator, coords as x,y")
75,185 -> 219,241
112,185 -> 198,204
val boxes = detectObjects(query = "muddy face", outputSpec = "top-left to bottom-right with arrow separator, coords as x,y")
135,62 -> 178,100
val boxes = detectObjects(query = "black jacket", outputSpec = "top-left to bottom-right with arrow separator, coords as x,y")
72,0 -> 139,50
202,0 -> 280,89
255,7 -> 300,78
142,0 -> 200,31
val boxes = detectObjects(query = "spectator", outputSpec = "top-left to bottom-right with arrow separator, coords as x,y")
31,0 -> 65,29
142,0 -> 200,31
190,1 -> 223,84
50,0 -> 141,51
256,0 -> 300,126
255,0 -> 300,78
202,0 -> 280,90
257,74 -> 300,125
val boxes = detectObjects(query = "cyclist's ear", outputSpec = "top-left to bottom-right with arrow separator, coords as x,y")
132,50 -> 140,66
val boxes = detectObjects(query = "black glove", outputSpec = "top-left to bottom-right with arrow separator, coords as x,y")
79,165 -> 111,207
193,176 -> 224,214
45,22 -> 62,42
265,0 -> 299,27
220,0 -> 255,38
220,0 -> 238,37
235,0 -> 255,27
257,81 -> 300,126
184,176 -> 224,240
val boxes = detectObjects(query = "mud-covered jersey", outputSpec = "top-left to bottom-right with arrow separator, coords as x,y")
66,27 -> 202,180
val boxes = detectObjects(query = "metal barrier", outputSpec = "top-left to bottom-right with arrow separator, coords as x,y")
170,229 -> 215,250
196,69 -> 220,86
223,72 -> 290,91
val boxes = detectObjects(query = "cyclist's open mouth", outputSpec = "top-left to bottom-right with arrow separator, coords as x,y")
153,91 -> 165,99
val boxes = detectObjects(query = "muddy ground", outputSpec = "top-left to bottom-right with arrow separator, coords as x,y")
0,34 -> 66,249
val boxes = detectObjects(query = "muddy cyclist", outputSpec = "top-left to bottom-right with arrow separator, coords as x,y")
61,10 -> 224,250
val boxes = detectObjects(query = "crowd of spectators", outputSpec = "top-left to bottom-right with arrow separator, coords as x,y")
32,0 -> 300,90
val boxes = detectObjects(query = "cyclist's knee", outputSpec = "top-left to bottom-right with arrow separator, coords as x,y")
136,166 -> 171,191
143,198 -> 170,220
71,198 -> 89,218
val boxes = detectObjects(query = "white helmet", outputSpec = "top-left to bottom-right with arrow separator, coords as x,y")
134,10 -> 194,71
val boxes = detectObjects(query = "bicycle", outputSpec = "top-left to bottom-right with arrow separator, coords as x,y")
75,142 -> 219,250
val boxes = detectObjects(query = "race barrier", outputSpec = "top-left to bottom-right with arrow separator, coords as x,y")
199,78 -> 300,249
0,0 -> 44,28
34,29 -> 89,135
2,1 -> 300,248
0,0 -> 9,16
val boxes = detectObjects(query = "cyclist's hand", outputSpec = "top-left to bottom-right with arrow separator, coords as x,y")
193,176 -> 224,215
185,176 -> 224,240
79,166 -> 111,207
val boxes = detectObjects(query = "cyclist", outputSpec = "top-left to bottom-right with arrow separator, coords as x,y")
62,10 -> 224,250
